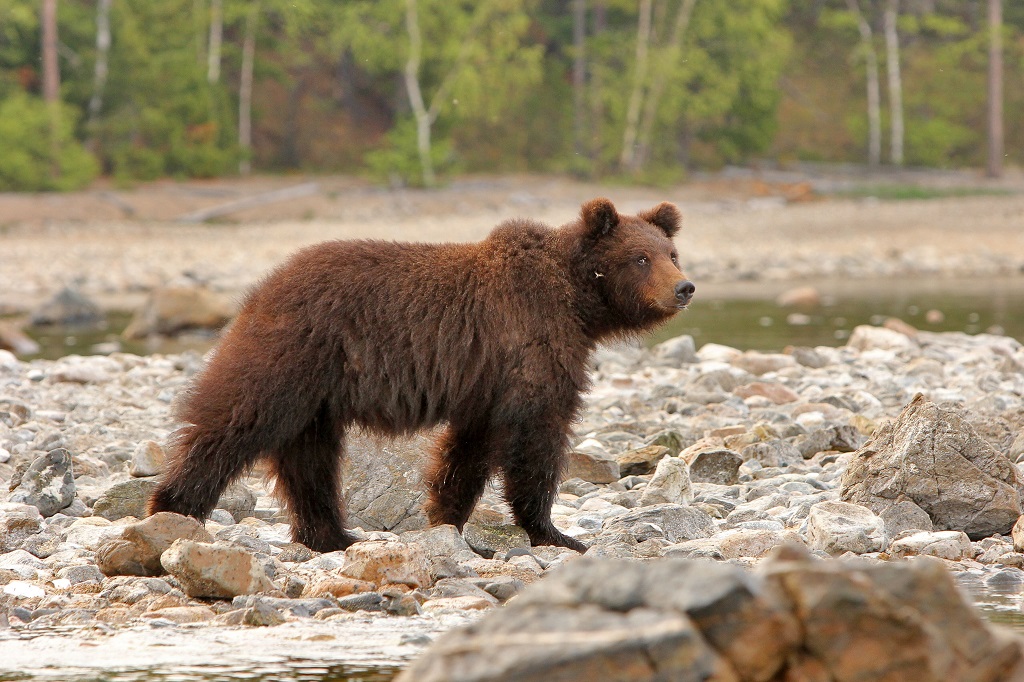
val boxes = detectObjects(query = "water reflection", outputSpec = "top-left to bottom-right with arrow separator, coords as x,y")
650,277 -> 1024,350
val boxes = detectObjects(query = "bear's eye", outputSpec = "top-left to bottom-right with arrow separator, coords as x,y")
671,254 -> 678,264
636,256 -> 648,266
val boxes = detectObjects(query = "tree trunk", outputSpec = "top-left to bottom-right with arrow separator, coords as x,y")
847,0 -> 881,168
589,0 -> 606,170
238,3 -> 259,176
41,0 -> 60,104
619,0 -> 653,172
87,0 -> 111,137
572,0 -> 587,163
41,0 -> 61,180
207,0 -> 223,84
403,0 -> 435,187
987,0 -> 1003,178
883,0 -> 903,166
633,0 -> 697,173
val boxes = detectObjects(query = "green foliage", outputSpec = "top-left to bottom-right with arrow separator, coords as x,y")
0,0 -> 1020,188
92,0 -> 238,180
0,93 -> 98,191
364,117 -> 456,186
336,0 -> 543,183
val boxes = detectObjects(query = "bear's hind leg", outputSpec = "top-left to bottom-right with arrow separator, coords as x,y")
149,424 -> 261,521
269,403 -> 355,553
423,425 -> 494,531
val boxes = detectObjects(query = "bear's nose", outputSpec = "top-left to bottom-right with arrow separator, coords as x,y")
675,280 -> 695,301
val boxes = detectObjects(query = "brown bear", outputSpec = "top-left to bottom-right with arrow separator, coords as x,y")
148,198 -> 694,553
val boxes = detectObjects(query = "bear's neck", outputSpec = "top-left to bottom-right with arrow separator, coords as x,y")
552,228 -> 633,343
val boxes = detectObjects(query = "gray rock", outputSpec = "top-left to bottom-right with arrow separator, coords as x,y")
336,591 -> 384,612
56,564 -> 105,585
806,501 -> 884,555
342,433 -> 431,532
122,286 -> 234,338
92,478 -> 159,521
686,448 -> 742,485
463,523 -> 531,559
8,449 -> 75,517
740,440 -> 803,468
880,499 -> 933,546
160,539 -> 276,599
558,478 -> 599,497
0,503 -> 44,552
615,445 -> 669,476
602,504 -> 715,544
760,549 -> 1020,681
242,600 -> 286,627
565,450 -> 620,484
397,557 -> 799,682
841,394 -> 1024,539
637,456 -> 692,506
401,524 -> 477,579
128,441 -> 166,478
650,335 -> 697,365
97,512 -> 213,577
888,531 -> 974,560
216,481 -> 257,522
30,287 -> 103,327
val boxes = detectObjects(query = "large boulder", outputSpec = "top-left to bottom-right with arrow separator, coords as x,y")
398,551 -> 1023,682
122,286 -> 234,338
96,512 -> 213,577
160,539 -> 275,599
29,287 -> 103,327
342,433 -> 432,533
841,394 -> 1024,539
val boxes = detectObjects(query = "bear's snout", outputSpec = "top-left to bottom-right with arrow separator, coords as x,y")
675,280 -> 695,306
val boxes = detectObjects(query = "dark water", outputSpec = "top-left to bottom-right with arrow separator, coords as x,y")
649,276 -> 1024,349
18,277 -> 1024,360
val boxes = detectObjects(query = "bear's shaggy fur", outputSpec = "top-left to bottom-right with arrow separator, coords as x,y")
148,198 -> 694,552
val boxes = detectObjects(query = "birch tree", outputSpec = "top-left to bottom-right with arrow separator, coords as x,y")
207,0 -> 223,84
87,0 -> 111,134
987,0 -> 1003,178
846,0 -> 881,167
631,0 -> 697,173
883,0 -> 903,166
338,0 -> 541,186
572,0 -> 587,162
238,2 -> 258,175
619,0 -> 653,172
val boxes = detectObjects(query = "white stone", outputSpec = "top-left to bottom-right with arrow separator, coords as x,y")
888,531 -> 975,561
696,343 -> 743,363
638,456 -> 693,506
2,581 -> 45,598
806,501 -> 884,555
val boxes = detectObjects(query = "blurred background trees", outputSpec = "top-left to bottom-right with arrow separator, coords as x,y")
0,0 -> 1019,190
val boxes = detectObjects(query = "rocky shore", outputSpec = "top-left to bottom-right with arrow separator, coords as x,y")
2,319 -> 1024,678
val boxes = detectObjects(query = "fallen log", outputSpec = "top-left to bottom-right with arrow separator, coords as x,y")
175,182 -> 319,223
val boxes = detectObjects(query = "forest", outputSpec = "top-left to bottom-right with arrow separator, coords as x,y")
0,0 -> 1020,190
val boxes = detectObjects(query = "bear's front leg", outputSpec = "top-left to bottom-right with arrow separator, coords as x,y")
500,420 -> 587,553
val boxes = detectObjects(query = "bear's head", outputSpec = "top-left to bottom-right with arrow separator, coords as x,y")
575,197 -> 694,336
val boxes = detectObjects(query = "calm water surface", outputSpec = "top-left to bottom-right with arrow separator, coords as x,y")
650,275 -> 1024,349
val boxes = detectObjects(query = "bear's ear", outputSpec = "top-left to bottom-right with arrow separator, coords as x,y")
581,198 -> 620,238
639,202 -> 682,238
